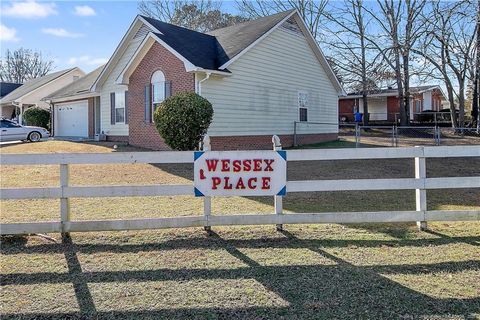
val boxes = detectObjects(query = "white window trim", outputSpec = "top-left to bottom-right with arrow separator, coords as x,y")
298,91 -> 309,122
114,91 -> 126,124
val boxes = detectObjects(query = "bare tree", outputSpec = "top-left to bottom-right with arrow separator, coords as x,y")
138,0 -> 247,32
324,0 -> 389,125
472,0 -> 479,128
363,0 -> 427,125
414,0 -> 476,128
0,48 -> 54,83
236,0 -> 328,40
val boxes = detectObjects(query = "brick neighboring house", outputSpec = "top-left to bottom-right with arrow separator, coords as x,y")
48,10 -> 344,149
339,86 -> 446,123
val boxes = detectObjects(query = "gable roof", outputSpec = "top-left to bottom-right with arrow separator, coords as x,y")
0,68 -> 80,104
207,10 -> 295,66
99,10 -> 344,94
0,83 -> 22,98
44,65 -> 104,101
141,16 -> 221,70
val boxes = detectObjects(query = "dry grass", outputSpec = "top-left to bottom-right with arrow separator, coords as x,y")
1,140 -> 479,319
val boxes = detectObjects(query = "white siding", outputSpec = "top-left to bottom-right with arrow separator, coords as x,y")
97,30 -> 146,136
201,26 -> 338,137
423,91 -> 432,110
359,97 -> 388,121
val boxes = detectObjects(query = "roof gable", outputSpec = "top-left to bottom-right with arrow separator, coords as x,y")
0,68 -> 81,104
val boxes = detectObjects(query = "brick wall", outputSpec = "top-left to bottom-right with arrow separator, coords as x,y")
338,98 -> 357,121
387,96 -> 399,122
128,42 -> 195,150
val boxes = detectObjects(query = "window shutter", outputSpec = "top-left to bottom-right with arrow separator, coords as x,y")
165,81 -> 172,98
124,91 -> 129,124
110,92 -> 115,125
144,85 -> 151,123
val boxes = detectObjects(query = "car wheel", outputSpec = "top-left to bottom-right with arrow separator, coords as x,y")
28,131 -> 41,142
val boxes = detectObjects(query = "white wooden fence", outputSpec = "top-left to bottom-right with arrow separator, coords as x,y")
1,141 -> 479,235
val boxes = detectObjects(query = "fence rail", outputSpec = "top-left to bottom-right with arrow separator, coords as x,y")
1,143 -> 479,235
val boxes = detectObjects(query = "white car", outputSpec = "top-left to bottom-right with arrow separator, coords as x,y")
0,118 -> 50,142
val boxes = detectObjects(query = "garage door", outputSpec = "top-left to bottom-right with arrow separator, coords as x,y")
55,101 -> 88,137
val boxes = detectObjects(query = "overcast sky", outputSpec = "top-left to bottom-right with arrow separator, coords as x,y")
0,1 -> 237,73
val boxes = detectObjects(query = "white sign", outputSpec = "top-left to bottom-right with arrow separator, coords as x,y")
194,150 -> 287,197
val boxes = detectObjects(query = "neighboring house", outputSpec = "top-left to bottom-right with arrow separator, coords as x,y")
43,66 -> 104,139
0,68 -> 85,124
52,10 -> 344,149
339,86 -> 446,122
0,82 -> 23,99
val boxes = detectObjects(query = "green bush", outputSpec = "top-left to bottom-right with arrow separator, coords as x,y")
23,107 -> 50,130
153,92 -> 213,151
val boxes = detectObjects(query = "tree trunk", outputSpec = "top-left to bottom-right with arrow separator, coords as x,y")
403,53 -> 411,124
458,79 -> 465,128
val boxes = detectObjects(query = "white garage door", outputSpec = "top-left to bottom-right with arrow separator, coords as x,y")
55,101 -> 88,137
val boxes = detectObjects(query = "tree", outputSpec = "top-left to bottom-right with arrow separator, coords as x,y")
472,0 -> 479,129
154,92 -> 213,151
138,1 -> 247,32
0,48 -> 54,83
414,0 -> 476,128
324,0 -> 388,125
236,0 -> 328,40
363,0 -> 427,126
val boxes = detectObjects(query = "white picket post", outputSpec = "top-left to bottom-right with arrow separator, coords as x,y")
60,163 -> 70,233
415,146 -> 427,230
273,135 -> 284,231
202,135 -> 212,233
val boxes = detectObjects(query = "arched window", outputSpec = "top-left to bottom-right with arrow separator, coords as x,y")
151,70 -> 165,111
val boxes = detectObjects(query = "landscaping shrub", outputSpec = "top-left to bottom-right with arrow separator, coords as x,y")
154,92 -> 213,150
23,107 -> 50,130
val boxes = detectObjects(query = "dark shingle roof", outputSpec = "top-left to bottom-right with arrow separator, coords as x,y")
140,9 -> 294,70
44,65 -> 104,100
0,82 -> 22,98
0,68 -> 77,103
141,16 -> 220,70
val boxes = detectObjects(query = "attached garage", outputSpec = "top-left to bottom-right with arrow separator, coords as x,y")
54,100 -> 89,137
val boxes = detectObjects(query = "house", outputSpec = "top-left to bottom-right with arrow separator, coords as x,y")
0,68 -> 85,124
43,66 -> 103,139
51,10 -> 344,149
339,86 -> 446,122
0,82 -> 23,99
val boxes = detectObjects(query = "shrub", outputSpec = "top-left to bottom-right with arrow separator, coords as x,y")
23,107 -> 50,130
153,92 -> 213,151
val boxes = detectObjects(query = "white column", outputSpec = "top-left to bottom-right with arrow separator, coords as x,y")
202,135 -> 212,233
273,135 -> 284,231
415,147 -> 427,230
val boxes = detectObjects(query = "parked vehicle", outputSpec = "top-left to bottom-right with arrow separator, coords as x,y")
0,118 -> 50,142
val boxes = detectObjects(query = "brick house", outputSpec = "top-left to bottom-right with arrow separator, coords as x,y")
48,10 -> 344,149
339,86 -> 446,122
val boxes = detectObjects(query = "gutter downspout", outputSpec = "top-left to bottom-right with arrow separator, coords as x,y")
198,72 -> 211,96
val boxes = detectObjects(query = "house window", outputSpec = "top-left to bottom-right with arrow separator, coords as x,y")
298,91 -> 308,122
151,70 -> 165,114
115,91 -> 125,123
415,100 -> 422,112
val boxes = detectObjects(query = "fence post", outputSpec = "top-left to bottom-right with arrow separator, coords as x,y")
202,135 -> 212,233
355,123 -> 359,148
273,135 -> 283,231
60,164 -> 70,234
293,121 -> 297,147
415,147 -> 427,231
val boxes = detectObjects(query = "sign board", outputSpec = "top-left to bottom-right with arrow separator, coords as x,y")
194,150 -> 287,197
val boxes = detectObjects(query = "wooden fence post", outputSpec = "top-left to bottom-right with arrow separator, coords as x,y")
273,135 -> 283,231
60,164 -> 70,233
202,135 -> 212,233
415,147 -> 427,230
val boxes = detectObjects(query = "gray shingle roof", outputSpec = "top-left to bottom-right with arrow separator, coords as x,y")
44,65 -> 104,100
140,9 -> 294,70
345,85 -> 442,97
207,10 -> 295,64
0,68 -> 77,104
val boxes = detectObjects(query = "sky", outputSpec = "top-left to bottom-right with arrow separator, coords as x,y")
0,1 -> 237,73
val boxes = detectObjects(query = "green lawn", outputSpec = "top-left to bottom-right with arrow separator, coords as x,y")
1,140 -> 479,319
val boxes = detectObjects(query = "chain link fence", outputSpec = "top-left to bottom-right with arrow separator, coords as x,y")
293,121 -> 480,148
